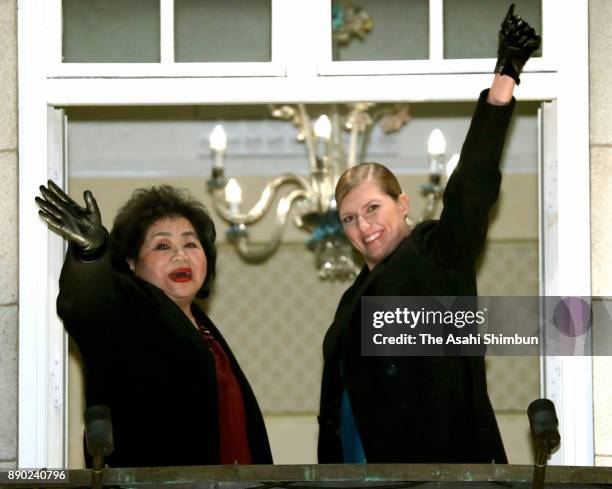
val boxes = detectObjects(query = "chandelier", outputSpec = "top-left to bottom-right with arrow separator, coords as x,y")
205,0 -> 457,280
206,103 -> 411,280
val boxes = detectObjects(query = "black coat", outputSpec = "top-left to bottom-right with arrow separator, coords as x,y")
57,243 -> 272,467
318,89 -> 514,464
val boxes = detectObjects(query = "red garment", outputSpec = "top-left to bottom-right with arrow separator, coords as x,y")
196,323 -> 252,464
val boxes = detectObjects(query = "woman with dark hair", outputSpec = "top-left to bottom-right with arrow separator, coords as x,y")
35,183 -> 272,467
318,5 -> 540,464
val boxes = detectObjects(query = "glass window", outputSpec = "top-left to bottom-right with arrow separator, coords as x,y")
62,0 -> 160,62
332,0 -> 429,61
174,0 -> 271,62
444,0 -> 542,59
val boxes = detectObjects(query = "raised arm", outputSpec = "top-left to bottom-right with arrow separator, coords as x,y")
35,181 -> 117,337
428,4 -> 540,267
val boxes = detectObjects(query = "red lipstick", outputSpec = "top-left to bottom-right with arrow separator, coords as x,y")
169,268 -> 192,282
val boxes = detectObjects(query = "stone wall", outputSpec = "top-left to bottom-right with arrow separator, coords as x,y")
0,0 -> 19,470
589,0 -> 612,468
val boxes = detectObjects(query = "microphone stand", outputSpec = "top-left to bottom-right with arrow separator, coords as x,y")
532,437 -> 551,489
84,405 -> 114,489
528,399 -> 560,489
91,452 -> 105,489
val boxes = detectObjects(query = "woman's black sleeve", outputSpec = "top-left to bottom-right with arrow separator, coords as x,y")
56,238 -> 124,344
429,89 -> 516,267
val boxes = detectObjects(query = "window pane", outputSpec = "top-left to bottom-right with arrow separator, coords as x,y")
444,0 -> 542,59
175,0 -> 271,62
62,0 -> 160,63
332,0 -> 429,61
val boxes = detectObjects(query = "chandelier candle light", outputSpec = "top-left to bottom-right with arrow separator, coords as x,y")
421,128 -> 459,221
209,124 -> 227,175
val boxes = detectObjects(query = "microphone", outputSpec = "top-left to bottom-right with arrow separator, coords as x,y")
84,405 -> 114,489
528,399 -> 560,489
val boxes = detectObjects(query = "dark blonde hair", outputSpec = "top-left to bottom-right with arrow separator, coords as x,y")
335,162 -> 403,208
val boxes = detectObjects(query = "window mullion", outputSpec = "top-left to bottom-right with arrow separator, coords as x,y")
429,0 -> 444,61
271,0 -> 289,67
160,0 -> 175,63
285,0 -> 330,78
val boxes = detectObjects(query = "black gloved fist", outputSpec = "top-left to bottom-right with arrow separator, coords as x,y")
35,180 -> 107,258
495,4 -> 541,85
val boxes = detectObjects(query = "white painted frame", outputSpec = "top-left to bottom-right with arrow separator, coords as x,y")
45,108 -> 69,467
537,0 -> 593,463
18,0 -> 592,468
318,0 -> 557,76
44,0 -> 287,78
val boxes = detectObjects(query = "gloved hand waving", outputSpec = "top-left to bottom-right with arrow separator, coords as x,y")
495,4 -> 541,85
36,180 -> 106,257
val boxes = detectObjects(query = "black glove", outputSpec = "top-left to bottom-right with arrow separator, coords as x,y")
495,4 -> 541,85
35,180 -> 106,258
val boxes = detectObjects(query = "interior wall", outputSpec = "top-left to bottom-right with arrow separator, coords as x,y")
66,172 -> 539,466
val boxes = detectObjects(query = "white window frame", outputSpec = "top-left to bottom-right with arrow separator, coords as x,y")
318,0 -> 558,76
18,0 -> 592,468
44,0 -> 288,78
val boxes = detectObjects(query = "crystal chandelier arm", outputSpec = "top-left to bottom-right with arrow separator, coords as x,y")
357,106 -> 384,164
210,174 -> 312,225
358,121 -> 373,164
297,104 -> 318,173
232,188 -> 309,261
